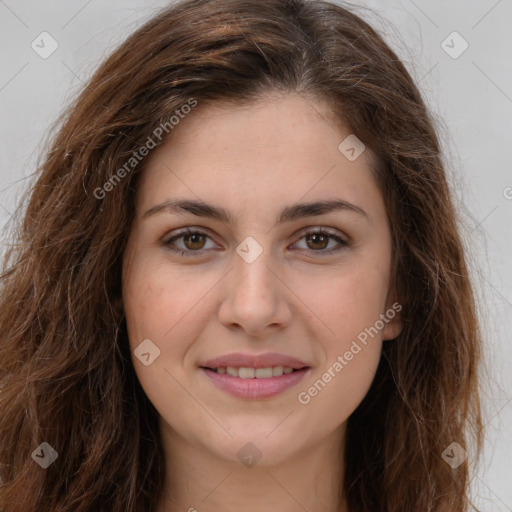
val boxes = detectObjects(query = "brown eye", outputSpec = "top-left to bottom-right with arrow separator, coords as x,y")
305,232 -> 330,251
163,228 -> 217,256
292,228 -> 348,255
163,227 -> 348,257
182,232 -> 207,250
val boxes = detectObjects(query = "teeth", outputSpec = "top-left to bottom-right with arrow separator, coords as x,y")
238,367 -> 255,379
215,366 -> 297,378
255,367 -> 273,378
272,366 -> 283,376
226,367 -> 238,377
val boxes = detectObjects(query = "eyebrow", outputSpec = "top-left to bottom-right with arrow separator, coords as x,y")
142,198 -> 368,224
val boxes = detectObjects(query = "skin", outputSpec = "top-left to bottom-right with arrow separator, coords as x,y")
122,92 -> 402,512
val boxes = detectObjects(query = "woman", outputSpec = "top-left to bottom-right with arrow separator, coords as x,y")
0,0 -> 483,510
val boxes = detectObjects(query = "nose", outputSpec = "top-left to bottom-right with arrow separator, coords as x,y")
217,245 -> 292,338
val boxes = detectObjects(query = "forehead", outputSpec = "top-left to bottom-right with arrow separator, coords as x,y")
135,93 -> 385,223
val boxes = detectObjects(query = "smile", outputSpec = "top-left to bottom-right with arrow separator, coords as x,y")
200,365 -> 310,399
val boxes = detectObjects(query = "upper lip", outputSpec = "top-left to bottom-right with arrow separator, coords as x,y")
200,352 -> 310,370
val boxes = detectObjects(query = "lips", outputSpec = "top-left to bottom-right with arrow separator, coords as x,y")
199,352 -> 311,399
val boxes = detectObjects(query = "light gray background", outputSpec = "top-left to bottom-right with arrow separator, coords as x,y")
0,0 -> 510,509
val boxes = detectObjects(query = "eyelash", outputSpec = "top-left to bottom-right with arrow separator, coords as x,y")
162,227 -> 349,257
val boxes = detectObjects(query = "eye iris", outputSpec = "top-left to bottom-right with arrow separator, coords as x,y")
184,233 -> 206,250
306,233 -> 328,250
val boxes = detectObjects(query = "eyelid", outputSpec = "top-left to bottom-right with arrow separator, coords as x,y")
293,226 -> 348,242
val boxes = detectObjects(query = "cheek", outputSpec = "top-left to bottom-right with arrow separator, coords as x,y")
123,253 -> 204,348
122,254 -> 200,420
334,271 -> 388,342
293,255 -> 391,348
299,338 -> 382,437
123,265 -> 169,348
292,258 -> 388,428
295,284 -> 384,436
122,250 -> 221,405
327,266 -> 388,381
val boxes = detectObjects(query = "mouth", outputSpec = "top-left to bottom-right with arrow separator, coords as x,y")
198,353 -> 311,399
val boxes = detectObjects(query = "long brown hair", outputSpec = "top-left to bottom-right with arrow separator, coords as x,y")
0,0 -> 482,510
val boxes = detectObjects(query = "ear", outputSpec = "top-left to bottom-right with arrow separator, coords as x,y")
382,290 -> 403,341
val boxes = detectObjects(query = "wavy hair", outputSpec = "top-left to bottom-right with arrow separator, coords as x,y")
0,0 -> 482,510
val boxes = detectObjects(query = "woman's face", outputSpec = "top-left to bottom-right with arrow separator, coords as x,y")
122,92 -> 401,467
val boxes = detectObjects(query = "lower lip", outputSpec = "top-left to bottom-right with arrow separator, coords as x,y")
201,367 -> 310,399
